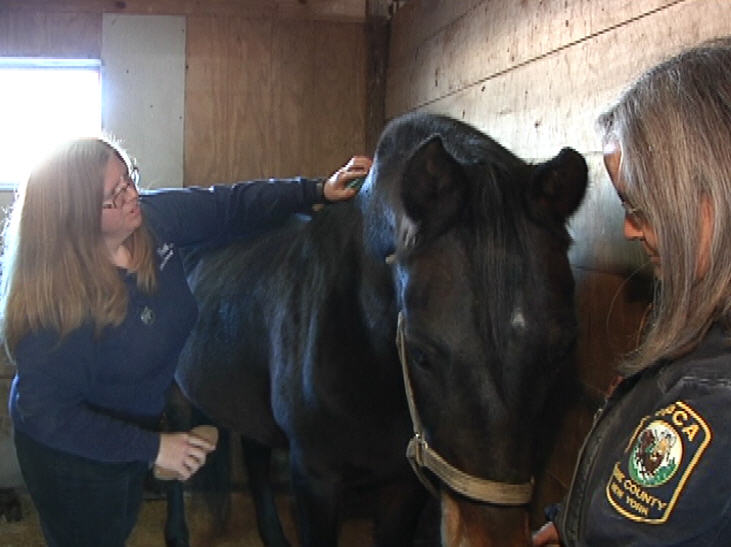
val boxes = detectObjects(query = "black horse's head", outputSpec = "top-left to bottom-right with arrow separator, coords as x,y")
359,112 -> 587,545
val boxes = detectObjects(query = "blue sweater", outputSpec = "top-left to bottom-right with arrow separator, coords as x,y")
9,177 -> 322,463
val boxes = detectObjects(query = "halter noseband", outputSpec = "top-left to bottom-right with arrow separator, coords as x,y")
396,311 -> 534,505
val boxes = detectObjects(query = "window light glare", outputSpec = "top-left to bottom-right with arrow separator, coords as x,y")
0,60 -> 102,187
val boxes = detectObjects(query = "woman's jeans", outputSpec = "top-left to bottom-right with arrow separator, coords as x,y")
14,429 -> 148,547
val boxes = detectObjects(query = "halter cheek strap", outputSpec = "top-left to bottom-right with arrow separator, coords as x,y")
396,312 -> 534,505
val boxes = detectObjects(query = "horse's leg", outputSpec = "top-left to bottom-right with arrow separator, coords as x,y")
373,476 -> 433,547
161,383 -> 193,546
164,480 -> 190,547
0,487 -> 22,522
242,437 -> 291,547
289,456 -> 339,547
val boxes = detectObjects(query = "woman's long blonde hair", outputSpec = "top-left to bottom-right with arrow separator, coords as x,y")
0,137 -> 158,353
598,37 -> 731,374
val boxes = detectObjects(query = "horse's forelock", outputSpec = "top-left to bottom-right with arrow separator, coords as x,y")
390,116 -> 532,352
374,114 -> 537,357
464,159 -> 531,358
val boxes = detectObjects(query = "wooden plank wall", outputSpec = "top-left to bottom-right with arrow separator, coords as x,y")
386,0 -> 730,526
185,16 -> 367,184
0,0 -> 369,186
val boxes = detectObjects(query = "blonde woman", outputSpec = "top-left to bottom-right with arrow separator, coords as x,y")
1,137 -> 370,546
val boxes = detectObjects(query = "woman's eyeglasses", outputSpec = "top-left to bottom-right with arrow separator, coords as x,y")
618,196 -> 645,227
620,200 -> 645,227
102,167 -> 140,210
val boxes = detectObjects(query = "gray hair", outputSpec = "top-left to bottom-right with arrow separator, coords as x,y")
597,37 -> 731,374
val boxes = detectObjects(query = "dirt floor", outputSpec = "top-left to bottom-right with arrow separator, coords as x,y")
0,489 -> 375,547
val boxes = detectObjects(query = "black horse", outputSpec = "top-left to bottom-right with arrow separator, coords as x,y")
173,112 -> 588,546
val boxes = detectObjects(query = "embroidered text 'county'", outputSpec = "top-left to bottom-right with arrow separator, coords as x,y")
605,401 -> 711,524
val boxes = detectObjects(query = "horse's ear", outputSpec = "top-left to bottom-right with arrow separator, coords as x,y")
400,135 -> 467,240
529,147 -> 588,221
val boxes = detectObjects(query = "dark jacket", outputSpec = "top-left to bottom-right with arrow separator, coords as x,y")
556,324 -> 731,545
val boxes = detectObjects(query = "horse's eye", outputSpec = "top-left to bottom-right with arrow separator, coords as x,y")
409,347 -> 429,370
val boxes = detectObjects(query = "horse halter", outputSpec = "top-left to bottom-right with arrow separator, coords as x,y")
396,311 -> 534,505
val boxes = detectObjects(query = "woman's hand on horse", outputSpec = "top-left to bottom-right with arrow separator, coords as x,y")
155,431 -> 216,481
532,521 -> 560,546
324,155 -> 372,202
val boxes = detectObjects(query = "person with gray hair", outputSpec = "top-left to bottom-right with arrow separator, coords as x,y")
534,37 -> 731,545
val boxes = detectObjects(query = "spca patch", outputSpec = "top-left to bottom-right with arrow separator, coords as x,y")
605,401 -> 711,524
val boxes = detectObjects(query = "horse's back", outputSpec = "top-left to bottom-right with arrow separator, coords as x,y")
175,220 -> 311,447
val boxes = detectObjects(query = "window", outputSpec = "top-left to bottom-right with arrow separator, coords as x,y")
0,58 -> 102,188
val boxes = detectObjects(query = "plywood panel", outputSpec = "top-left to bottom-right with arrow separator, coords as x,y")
223,18 -> 278,181
270,20 -> 367,178
271,20 -> 317,178
184,16 -> 226,185
568,154 -> 649,272
185,15 -> 274,185
1,0 -> 366,21
0,10 -> 101,57
419,0 -> 730,158
386,0 -> 677,118
364,15 -> 390,153
388,0 -> 483,66
185,16 -> 367,186
310,23 -> 368,169
410,0 -> 729,274
573,268 -> 652,394
389,0 -> 730,160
